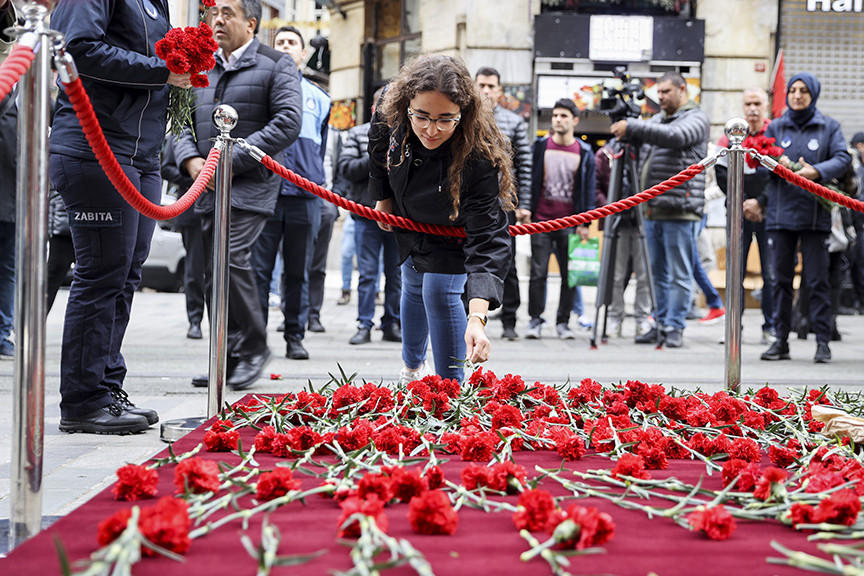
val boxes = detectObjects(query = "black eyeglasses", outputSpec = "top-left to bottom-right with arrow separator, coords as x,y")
407,108 -> 462,131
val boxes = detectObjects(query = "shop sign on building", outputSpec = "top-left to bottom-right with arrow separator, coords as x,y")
806,0 -> 864,12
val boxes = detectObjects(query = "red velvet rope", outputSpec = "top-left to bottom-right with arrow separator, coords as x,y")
261,154 -> 706,238
772,163 -> 864,214
0,44 -> 36,102
63,77 -> 220,221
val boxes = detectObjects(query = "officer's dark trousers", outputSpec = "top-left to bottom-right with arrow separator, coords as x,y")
180,220 -> 206,326
201,208 -> 269,360
769,229 -> 831,343
51,154 -> 159,419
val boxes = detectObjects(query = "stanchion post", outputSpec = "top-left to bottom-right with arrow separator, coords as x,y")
160,106 -> 237,442
723,118 -> 748,393
9,3 -> 52,550
208,105 -> 237,418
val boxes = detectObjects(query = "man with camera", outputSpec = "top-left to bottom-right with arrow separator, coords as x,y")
610,72 -> 709,348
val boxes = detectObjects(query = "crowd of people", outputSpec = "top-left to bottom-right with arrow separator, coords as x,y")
3,0 -> 864,436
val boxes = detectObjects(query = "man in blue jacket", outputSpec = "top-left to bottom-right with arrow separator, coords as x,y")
50,0 -> 192,434
176,0 -> 302,389
251,26 -> 331,361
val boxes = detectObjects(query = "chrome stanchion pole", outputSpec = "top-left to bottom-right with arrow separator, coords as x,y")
723,118 -> 748,393
9,3 -> 52,550
160,105 -> 236,442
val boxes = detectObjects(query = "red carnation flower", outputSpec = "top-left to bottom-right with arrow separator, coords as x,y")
111,463 -> 158,501
174,457 -> 220,494
388,467 -> 428,503
789,502 -> 816,526
721,458 -> 761,491
203,428 -> 239,452
814,489 -> 861,526
546,504 -> 615,550
424,465 -> 445,490
460,431 -> 497,461
753,467 -> 788,501
408,490 -> 458,535
256,468 -> 302,501
357,472 -> 395,503
611,453 -> 651,480
337,495 -> 388,538
512,489 -> 555,531
555,432 -> 586,462
138,496 -> 191,556
728,438 -> 761,463
769,443 -> 799,468
687,505 -> 737,540
97,508 -> 133,546
491,404 -> 523,430
190,73 -> 209,88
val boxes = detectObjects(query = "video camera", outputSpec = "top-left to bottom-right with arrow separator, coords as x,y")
599,67 -> 644,124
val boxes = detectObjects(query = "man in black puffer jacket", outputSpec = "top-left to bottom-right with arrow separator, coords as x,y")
611,72 -> 709,348
176,0 -> 302,390
475,68 -> 532,340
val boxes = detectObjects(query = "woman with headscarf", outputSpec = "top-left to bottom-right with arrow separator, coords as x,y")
758,72 -> 851,364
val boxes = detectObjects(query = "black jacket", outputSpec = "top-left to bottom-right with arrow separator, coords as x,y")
626,100 -> 709,220
0,3 -> 17,223
529,137 -> 596,220
49,0 -> 172,172
493,106 -> 532,210
368,121 -> 511,309
175,38 -> 302,216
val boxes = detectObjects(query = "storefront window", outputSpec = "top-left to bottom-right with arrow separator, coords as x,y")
540,0 -> 688,16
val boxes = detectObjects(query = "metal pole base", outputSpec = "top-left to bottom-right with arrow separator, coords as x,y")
160,417 -> 207,443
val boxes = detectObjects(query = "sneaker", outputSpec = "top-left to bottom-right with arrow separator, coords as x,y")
268,292 -> 281,308
59,403 -> 150,435
698,307 -> 726,325
502,326 -> 519,341
814,341 -> 831,364
399,361 -> 431,385
665,328 -> 684,348
635,320 -> 653,337
556,323 -> 575,340
109,387 -> 159,425
0,340 -> 13,360
607,318 -> 623,338
760,328 -> 777,346
760,340 -> 791,361
337,289 -> 351,306
525,318 -> 543,340
577,315 -> 594,330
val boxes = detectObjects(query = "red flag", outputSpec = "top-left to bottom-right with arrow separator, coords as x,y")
769,49 -> 786,119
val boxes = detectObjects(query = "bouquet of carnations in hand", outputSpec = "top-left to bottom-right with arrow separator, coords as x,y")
156,21 -> 219,136
742,133 -> 839,210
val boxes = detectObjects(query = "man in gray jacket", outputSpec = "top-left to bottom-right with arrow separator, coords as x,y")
610,72 -> 709,348
176,0 -> 302,389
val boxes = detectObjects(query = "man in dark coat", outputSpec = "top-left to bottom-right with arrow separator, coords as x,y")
176,0 -> 302,389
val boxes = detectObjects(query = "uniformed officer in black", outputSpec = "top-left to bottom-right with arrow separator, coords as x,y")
50,0 -> 192,434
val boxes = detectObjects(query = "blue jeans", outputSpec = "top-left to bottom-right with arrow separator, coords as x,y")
0,221 -> 14,345
355,218 -> 400,330
341,217 -> 355,291
50,154 -> 159,418
401,257 -> 466,382
644,219 -> 697,331
571,286 -> 583,317
692,216 -> 723,309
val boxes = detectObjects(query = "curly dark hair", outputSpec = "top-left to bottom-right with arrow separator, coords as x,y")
377,54 -> 515,220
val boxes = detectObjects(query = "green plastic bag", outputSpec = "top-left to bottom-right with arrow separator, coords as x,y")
568,236 -> 600,288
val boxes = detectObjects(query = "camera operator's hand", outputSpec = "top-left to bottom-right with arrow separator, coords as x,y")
515,208 -> 531,224
610,120 -> 628,140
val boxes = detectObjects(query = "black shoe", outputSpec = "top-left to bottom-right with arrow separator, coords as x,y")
635,327 -> 659,344
761,340 -> 791,361
382,324 -> 402,342
502,326 -> 519,341
665,329 -> 684,348
308,317 -> 326,333
191,373 -> 209,388
814,341 -> 832,364
227,348 -> 272,390
186,323 -> 203,339
831,324 -> 842,342
59,403 -> 150,435
109,387 -> 159,425
349,326 -> 372,345
286,336 -> 309,360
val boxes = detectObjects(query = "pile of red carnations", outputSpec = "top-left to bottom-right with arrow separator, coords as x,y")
68,370 -> 864,575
